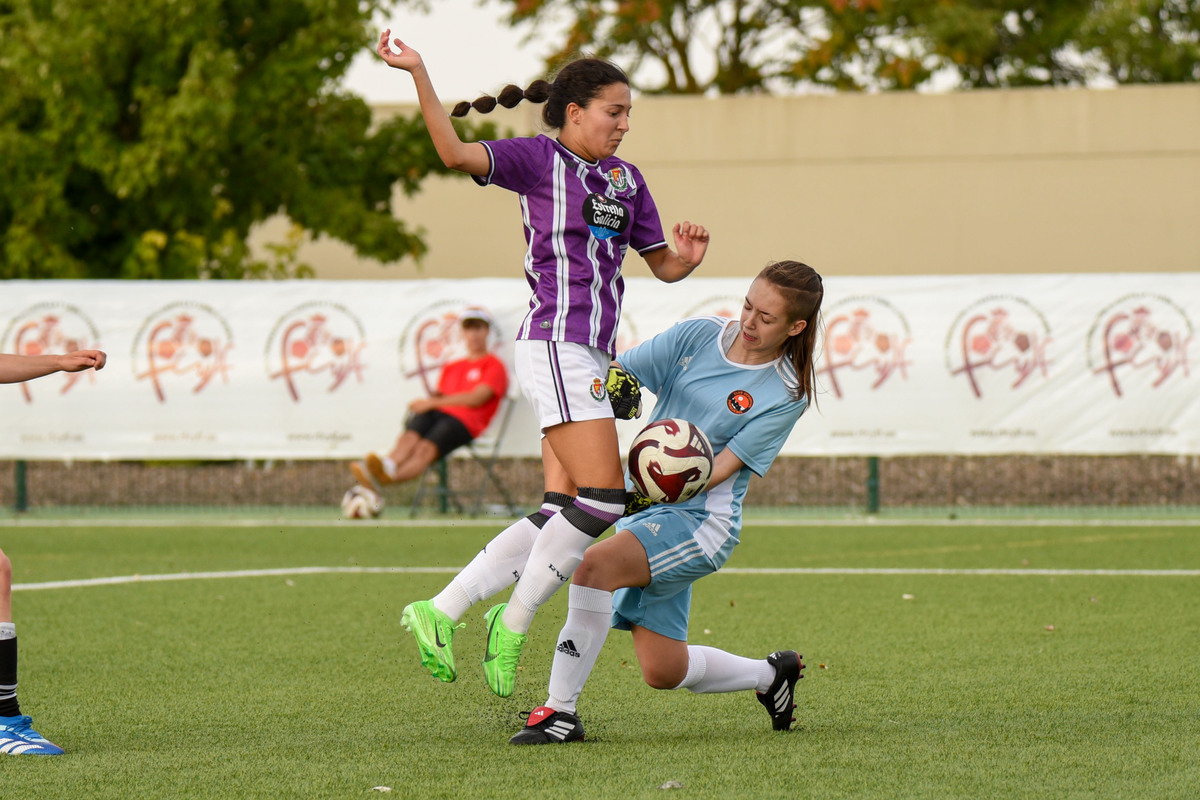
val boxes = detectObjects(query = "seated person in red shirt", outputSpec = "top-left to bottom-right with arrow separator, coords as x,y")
351,308 -> 509,490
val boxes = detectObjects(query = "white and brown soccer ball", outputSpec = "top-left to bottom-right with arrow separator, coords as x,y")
341,485 -> 384,519
627,418 -> 715,504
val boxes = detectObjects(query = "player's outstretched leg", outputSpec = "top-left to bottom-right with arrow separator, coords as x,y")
400,601 -> 464,682
509,706 -> 585,745
482,603 -> 526,698
0,715 -> 64,756
756,650 -> 804,731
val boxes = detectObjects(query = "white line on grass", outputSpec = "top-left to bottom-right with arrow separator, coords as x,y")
13,565 -> 1200,592
2,517 -> 1200,528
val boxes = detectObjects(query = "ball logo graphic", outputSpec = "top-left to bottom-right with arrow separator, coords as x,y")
818,296 -> 913,399
945,296 -> 1052,399
727,390 -> 753,414
1087,294 -> 1192,398
2,303 -> 102,403
266,302 -> 367,402
132,302 -> 234,403
627,418 -> 715,505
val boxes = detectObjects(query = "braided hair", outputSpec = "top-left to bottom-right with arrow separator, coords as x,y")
451,58 -> 629,130
758,261 -> 824,404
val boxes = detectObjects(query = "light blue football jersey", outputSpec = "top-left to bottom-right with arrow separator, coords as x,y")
617,316 -> 809,563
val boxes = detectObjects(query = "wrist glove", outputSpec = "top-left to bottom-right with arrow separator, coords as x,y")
606,366 -> 642,420
623,490 -> 654,517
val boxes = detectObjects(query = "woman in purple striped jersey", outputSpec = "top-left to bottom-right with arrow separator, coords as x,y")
377,29 -> 709,698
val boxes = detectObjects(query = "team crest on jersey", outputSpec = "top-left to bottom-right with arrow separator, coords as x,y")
590,376 -> 606,401
583,192 -> 630,241
727,389 -> 753,414
605,165 -> 630,191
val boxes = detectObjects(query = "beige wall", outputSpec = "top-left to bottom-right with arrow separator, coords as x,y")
258,83 -> 1200,279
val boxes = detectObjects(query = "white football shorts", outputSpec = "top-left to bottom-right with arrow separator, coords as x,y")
513,339 -> 614,432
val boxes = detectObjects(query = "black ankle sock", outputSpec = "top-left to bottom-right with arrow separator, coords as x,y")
0,636 -> 19,717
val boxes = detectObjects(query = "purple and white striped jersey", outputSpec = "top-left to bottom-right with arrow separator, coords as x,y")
473,134 -> 668,356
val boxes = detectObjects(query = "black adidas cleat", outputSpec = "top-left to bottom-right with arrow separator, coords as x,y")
509,706 -> 586,745
757,650 -> 804,731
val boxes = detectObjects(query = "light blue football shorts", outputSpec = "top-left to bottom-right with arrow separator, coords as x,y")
611,506 -> 720,642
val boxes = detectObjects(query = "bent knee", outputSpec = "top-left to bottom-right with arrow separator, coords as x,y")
641,663 -> 686,690
571,551 -> 605,588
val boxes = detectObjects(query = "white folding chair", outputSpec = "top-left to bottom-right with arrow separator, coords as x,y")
409,390 -> 522,517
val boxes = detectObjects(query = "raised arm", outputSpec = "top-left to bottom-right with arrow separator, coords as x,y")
376,29 -> 491,176
0,350 -> 107,384
643,221 -> 710,283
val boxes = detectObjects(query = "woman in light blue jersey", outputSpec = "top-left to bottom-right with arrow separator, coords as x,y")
509,261 -> 825,744
376,30 -> 708,699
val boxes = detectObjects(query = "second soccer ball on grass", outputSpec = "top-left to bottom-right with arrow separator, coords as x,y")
341,485 -> 384,519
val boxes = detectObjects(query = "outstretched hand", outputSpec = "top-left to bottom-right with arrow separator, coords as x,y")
673,221 -> 710,270
0,349 -> 106,384
58,350 -> 107,373
376,28 -> 423,72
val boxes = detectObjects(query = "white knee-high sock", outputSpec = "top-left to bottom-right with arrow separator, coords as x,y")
546,585 -> 613,715
502,518 -> 594,633
502,488 -> 624,634
431,494 -> 572,622
432,517 -> 541,621
673,645 -> 776,694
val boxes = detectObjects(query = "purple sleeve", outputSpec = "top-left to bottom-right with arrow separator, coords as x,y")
470,137 -> 549,195
628,167 -> 667,254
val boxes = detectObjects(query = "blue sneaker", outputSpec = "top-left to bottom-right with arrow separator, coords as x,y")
0,715 -> 64,755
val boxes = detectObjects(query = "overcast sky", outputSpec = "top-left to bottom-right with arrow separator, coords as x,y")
345,0 -> 553,104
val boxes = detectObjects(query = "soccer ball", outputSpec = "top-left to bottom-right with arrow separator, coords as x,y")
341,485 -> 384,519
627,418 -> 715,504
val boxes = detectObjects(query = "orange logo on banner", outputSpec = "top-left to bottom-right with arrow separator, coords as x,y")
133,303 -> 233,403
946,297 -> 1052,399
2,304 -> 102,403
1087,294 -> 1193,398
818,297 -> 913,399
266,302 -> 367,403
399,301 -> 503,395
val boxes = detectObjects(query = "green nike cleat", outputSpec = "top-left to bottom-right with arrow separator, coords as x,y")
401,600 -> 464,682
482,603 -> 527,698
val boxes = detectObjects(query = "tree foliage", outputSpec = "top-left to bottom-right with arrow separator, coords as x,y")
494,0 -> 1200,93
0,0 -> 492,279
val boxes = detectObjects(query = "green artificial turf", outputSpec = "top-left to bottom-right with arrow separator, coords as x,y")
2,522 -> 1197,799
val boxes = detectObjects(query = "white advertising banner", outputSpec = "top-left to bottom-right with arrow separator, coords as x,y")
1,274 -> 1196,460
